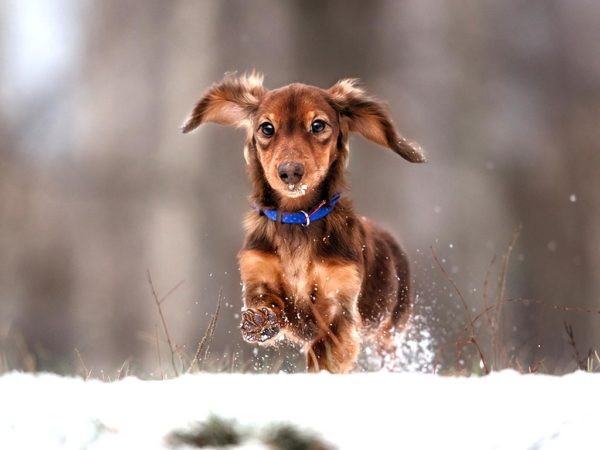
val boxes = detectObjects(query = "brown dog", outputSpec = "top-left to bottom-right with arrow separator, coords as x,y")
183,73 -> 425,373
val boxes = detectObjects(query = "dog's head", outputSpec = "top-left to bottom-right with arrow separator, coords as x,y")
182,73 -> 425,205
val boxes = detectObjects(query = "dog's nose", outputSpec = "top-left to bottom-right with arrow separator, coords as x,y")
278,162 -> 304,185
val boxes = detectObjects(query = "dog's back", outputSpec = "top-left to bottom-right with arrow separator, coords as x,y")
357,218 -> 412,348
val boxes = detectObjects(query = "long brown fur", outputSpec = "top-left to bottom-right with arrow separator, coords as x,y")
183,73 -> 425,373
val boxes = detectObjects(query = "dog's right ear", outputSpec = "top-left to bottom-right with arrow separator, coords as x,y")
328,79 -> 426,163
181,72 -> 265,133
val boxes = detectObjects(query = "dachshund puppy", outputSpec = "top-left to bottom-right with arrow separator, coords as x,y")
183,73 -> 424,372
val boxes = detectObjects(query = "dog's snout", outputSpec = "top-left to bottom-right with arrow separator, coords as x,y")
278,162 -> 304,185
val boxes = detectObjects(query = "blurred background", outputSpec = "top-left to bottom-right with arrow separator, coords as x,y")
1,0 -> 599,376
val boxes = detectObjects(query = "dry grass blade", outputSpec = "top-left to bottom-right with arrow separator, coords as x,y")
75,348 -> 93,380
146,269 -> 184,377
201,290 -> 222,363
188,289 -> 223,373
116,357 -> 131,380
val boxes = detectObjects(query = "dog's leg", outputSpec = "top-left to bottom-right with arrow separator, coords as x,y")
305,262 -> 363,373
306,310 -> 360,373
238,250 -> 286,343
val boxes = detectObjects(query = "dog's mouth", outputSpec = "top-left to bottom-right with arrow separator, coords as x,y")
283,182 -> 309,198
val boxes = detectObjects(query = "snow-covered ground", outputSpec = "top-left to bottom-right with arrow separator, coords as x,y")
1,370 -> 599,449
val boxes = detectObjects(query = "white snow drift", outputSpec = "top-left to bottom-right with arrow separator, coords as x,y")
0,370 -> 599,449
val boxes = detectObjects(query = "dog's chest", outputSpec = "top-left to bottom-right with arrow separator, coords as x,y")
274,236 -> 318,301
270,229 -> 362,314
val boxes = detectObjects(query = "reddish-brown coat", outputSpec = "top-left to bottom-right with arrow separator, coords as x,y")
183,73 -> 424,372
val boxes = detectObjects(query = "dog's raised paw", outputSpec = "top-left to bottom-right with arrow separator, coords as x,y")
240,307 -> 283,343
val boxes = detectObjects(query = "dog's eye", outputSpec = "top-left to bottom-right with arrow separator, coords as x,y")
310,119 -> 326,134
259,122 -> 275,137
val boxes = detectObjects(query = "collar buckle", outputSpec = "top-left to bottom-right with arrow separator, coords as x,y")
300,210 -> 310,227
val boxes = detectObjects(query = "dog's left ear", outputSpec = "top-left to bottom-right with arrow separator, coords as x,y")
328,79 -> 426,163
181,72 -> 265,133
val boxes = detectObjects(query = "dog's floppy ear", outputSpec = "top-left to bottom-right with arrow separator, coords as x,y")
328,79 -> 425,163
181,72 -> 265,133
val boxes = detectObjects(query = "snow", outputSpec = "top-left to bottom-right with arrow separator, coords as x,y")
1,370 -> 599,449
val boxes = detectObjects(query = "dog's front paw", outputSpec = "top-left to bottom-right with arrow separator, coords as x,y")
240,307 -> 284,343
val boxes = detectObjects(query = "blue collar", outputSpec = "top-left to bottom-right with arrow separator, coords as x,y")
255,193 -> 341,226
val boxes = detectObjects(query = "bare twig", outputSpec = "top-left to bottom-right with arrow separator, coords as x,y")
482,254 -> 497,327
492,225 -> 522,368
470,304 -> 497,328
187,289 -> 223,373
505,297 -> 600,315
431,246 -> 490,374
146,270 -> 183,376
563,321 -> 590,371
431,247 -> 471,324
155,324 -> 165,380
469,337 -> 489,373
160,279 -> 186,305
